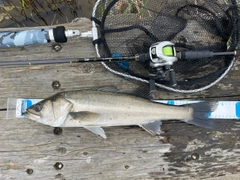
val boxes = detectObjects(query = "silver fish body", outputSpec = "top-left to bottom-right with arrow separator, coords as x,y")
24,90 -> 216,138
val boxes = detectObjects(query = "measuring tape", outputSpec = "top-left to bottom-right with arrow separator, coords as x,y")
154,100 -> 240,119
7,98 -> 240,119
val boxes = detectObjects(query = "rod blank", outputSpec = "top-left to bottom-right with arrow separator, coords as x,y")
0,56 -> 138,66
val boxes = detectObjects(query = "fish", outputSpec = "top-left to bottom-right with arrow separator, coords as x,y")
23,89 -> 217,139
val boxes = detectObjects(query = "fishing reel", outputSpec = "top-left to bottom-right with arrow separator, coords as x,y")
137,41 -> 179,90
137,41 -> 240,92
148,41 -> 178,86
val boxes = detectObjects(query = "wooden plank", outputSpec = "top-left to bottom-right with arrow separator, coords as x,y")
0,18 -> 240,179
0,111 -> 171,180
2,110 -> 240,179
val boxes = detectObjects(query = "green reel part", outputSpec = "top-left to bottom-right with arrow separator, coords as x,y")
162,46 -> 174,56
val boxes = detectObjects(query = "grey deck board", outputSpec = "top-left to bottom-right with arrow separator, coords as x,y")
0,18 -> 240,180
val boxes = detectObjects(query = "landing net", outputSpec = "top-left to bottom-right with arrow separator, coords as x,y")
91,0 -> 239,93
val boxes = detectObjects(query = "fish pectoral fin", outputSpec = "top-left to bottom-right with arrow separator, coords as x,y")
139,120 -> 162,136
69,111 -> 100,122
69,112 -> 104,138
83,126 -> 107,139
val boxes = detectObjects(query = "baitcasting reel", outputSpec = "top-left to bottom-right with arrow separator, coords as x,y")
137,41 -> 239,91
148,41 -> 178,87
137,41 -> 179,89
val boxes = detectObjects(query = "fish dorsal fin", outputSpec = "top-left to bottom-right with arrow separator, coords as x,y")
92,85 -> 154,100
139,120 -> 162,136
69,111 -> 100,122
92,86 -> 119,93
83,126 -> 107,139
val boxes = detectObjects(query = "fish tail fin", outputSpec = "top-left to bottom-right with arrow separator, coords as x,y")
184,102 -> 217,128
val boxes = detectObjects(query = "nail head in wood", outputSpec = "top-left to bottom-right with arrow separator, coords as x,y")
26,168 -> 34,175
52,44 -> 62,52
191,153 -> 200,160
124,165 -> 130,169
52,81 -> 61,90
54,162 -> 64,170
53,127 -> 63,135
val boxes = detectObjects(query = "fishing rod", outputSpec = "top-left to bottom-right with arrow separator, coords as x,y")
0,56 -> 138,66
1,41 -> 238,65
1,41 -> 239,86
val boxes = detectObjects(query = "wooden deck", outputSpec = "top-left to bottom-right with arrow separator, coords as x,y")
1,18 -> 240,180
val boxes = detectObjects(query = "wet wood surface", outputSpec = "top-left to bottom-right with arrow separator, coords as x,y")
0,18 -> 240,180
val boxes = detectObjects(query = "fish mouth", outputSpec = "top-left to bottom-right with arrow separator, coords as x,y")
23,110 -> 41,121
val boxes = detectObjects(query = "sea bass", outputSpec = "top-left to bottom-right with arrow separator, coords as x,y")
23,90 -> 216,138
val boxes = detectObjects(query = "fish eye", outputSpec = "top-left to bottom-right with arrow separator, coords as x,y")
34,103 -> 43,112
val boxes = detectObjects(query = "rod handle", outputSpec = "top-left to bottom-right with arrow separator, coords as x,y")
177,50 -> 214,60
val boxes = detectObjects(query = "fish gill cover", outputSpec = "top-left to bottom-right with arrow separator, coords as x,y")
92,0 -> 240,93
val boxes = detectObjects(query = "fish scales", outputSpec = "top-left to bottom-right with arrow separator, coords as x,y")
62,91 -> 192,127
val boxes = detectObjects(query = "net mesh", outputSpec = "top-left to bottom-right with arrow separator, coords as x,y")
92,0 -> 240,92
